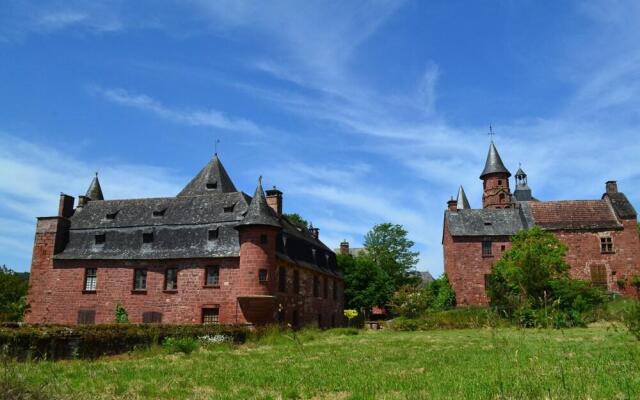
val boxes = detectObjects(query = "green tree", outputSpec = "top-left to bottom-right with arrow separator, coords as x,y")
337,254 -> 394,311
0,265 -> 29,321
284,213 -> 309,229
363,223 -> 420,289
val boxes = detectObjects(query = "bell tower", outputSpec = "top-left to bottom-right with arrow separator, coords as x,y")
480,141 -> 512,209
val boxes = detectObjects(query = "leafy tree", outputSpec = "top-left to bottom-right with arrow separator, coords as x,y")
363,223 -> 420,289
284,213 -> 309,229
337,254 -> 394,311
425,274 -> 456,310
0,265 -> 29,321
389,274 -> 456,317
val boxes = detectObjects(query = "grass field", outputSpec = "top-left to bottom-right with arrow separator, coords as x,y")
5,325 -> 640,399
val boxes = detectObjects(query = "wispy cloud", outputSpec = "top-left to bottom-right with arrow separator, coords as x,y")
93,87 -> 262,134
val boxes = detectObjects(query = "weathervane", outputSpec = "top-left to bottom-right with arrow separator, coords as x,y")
214,138 -> 220,155
488,124 -> 495,142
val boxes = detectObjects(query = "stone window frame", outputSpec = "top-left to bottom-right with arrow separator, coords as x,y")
133,268 -> 147,292
258,268 -> 268,283
482,240 -> 492,257
164,268 -> 178,292
204,266 -> 220,287
84,268 -> 97,292
142,311 -> 163,324
77,309 -> 96,325
600,236 -> 614,254
202,307 -> 220,324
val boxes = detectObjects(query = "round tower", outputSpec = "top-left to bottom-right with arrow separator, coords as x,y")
480,142 -> 512,209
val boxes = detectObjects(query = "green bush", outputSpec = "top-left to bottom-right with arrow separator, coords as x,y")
163,337 -> 199,354
389,274 -> 456,318
114,304 -> 129,324
624,300 -> 640,341
0,324 -> 249,360
388,307 -> 506,331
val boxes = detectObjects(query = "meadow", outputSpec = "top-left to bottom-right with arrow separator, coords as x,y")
4,324 -> 640,400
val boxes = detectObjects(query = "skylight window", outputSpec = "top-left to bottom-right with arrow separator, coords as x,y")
206,181 -> 218,190
223,204 -> 235,213
152,208 -> 167,217
105,211 -> 118,220
484,222 -> 492,226
143,232 -> 154,244
208,228 -> 219,241
95,234 -> 106,245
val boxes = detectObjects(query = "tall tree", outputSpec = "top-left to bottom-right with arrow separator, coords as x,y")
0,265 -> 29,321
337,254 -> 394,311
283,213 -> 309,229
363,223 -> 420,289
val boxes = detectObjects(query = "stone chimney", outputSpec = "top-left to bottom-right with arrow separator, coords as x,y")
58,193 -> 75,218
265,186 -> 283,216
606,180 -> 618,194
340,240 -> 349,255
447,196 -> 457,211
309,224 -> 319,240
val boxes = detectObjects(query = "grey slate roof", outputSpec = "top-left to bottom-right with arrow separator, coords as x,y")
177,154 -> 237,196
605,192 -> 637,220
480,142 -> 511,179
456,186 -> 471,209
235,178 -> 281,229
446,204 -> 534,237
86,174 -> 104,200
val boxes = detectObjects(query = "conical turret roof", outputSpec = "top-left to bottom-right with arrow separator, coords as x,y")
515,167 -> 526,178
456,185 -> 471,209
480,142 -> 511,179
236,177 -> 281,229
85,173 -> 104,200
178,154 -> 237,197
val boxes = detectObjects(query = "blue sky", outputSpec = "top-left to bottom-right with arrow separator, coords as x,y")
1,1 -> 639,275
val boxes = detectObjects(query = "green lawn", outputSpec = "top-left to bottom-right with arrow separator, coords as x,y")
7,325 -> 640,399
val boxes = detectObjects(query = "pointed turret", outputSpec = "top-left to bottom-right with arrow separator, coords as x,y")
178,154 -> 237,197
514,165 -> 534,201
456,186 -> 471,209
85,173 -> 104,200
480,142 -> 511,179
236,177 -> 281,228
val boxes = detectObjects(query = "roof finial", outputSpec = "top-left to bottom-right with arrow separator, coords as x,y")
214,138 -> 220,156
95,171 -> 98,177
488,124 -> 495,142
258,175 -> 263,186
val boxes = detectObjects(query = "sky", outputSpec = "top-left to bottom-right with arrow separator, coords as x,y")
1,0 -> 639,275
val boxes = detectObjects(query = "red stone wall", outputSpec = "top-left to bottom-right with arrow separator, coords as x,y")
26,221 -> 343,327
443,218 -> 640,306
482,173 -> 512,209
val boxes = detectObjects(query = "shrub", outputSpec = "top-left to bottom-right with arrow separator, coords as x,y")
114,304 -> 129,324
388,307 -> 506,331
624,300 -> 640,341
389,274 -> 456,318
163,337 -> 199,354
0,324 -> 249,360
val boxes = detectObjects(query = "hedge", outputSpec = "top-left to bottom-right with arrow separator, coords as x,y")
0,323 -> 249,360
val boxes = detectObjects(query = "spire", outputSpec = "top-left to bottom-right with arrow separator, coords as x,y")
236,177 -> 281,229
514,164 -> 534,201
480,142 -> 511,179
456,185 -> 470,209
85,172 -> 104,200
178,154 -> 238,196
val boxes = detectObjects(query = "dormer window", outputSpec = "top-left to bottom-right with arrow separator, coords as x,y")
95,234 -> 106,245
143,232 -> 154,244
206,181 -> 218,190
105,211 -> 118,220
152,208 -> 167,217
208,228 -> 219,241
223,204 -> 235,213
484,222 -> 492,226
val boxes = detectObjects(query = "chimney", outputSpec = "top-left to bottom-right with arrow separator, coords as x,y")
447,196 -> 457,211
340,240 -> 349,255
58,193 -> 75,218
265,186 -> 283,216
77,195 -> 90,208
606,180 -> 618,194
309,224 -> 319,240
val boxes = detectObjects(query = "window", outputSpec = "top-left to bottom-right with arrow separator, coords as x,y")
208,228 -> 219,241
152,208 -> 166,217
94,234 -> 105,245
258,269 -> 268,283
333,280 -> 338,301
590,265 -> 607,289
84,268 -> 97,291
205,266 -> 219,286
484,274 -> 491,290
202,308 -> 219,324
134,269 -> 147,290
206,182 -> 218,190
278,267 -> 287,292
293,270 -> 300,294
313,276 -> 320,297
498,180 -> 502,186
77,310 -> 96,325
482,240 -> 492,256
323,277 -> 328,299
260,234 -> 268,244
142,311 -> 162,324
500,245 -> 506,252
600,237 -> 614,253
223,204 -> 235,213
105,211 -> 118,220
142,232 -> 154,244
165,268 -> 177,290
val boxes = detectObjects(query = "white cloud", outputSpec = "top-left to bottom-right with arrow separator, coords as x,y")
93,87 -> 262,134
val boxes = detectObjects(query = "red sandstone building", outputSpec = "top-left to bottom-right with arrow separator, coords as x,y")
26,155 -> 343,326
443,142 -> 640,305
